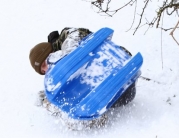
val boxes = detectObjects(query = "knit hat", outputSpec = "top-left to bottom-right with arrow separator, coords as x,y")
29,42 -> 53,75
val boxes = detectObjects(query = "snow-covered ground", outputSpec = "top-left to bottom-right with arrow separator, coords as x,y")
0,0 -> 179,137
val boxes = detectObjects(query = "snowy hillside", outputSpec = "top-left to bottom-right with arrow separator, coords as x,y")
0,0 -> 179,138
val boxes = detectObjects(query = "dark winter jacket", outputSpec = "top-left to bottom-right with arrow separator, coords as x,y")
48,27 -> 92,52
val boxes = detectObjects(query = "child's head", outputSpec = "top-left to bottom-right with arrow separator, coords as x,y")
29,42 -> 52,75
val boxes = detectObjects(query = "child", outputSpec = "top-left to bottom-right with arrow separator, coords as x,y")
29,27 -> 136,129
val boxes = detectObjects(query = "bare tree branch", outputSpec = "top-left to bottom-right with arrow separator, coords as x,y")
91,0 -> 136,16
88,0 -> 179,45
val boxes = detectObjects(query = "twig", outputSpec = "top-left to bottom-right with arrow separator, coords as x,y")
110,0 -> 135,16
91,0 -> 135,17
133,0 -> 150,35
170,19 -> 179,46
161,12 -> 164,69
159,27 -> 179,31
139,76 -> 166,85
126,0 -> 138,32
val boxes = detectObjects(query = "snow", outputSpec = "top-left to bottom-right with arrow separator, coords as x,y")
68,41 -> 129,87
0,0 -> 179,138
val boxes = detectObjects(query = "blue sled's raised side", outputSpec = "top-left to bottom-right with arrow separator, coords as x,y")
44,27 -> 143,120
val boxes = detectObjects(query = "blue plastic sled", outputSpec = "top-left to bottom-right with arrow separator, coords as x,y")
44,27 -> 143,120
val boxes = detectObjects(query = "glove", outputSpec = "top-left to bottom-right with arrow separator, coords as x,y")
48,31 -> 59,44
